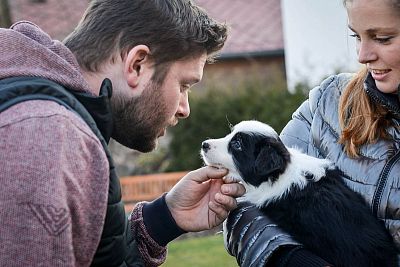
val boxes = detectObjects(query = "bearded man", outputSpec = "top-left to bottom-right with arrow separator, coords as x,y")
0,0 -> 245,266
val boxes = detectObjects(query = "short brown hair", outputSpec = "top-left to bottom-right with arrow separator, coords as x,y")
64,0 -> 227,74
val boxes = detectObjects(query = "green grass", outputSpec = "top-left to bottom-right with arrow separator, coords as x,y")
161,234 -> 239,267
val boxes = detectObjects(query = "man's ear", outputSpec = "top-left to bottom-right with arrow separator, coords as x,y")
124,45 -> 151,89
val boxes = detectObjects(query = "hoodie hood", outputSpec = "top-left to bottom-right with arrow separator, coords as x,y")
0,21 -> 93,94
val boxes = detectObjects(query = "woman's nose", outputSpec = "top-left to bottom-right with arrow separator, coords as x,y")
357,41 -> 377,64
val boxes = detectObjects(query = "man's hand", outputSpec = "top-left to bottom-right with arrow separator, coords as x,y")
165,166 -> 246,232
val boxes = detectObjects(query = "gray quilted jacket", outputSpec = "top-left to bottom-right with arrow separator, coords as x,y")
224,73 -> 400,266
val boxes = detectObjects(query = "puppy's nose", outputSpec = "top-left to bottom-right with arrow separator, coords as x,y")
202,141 -> 210,153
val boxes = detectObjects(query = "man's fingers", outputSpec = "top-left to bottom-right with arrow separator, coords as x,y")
221,183 -> 246,198
214,193 -> 238,211
185,166 -> 228,183
208,201 -> 228,223
222,176 -> 239,183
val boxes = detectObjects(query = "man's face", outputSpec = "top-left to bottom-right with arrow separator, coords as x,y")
111,52 -> 207,152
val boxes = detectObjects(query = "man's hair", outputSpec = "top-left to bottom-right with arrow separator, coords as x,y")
64,0 -> 227,78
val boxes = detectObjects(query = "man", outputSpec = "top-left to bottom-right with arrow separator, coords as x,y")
0,0 -> 245,266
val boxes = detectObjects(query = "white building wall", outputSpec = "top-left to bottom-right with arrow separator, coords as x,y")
281,0 -> 361,91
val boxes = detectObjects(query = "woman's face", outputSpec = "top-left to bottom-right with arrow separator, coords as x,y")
346,0 -> 400,94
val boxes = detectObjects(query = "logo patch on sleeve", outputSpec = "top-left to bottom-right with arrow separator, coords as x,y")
26,203 -> 70,236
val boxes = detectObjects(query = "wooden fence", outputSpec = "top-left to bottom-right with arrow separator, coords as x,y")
120,171 -> 188,212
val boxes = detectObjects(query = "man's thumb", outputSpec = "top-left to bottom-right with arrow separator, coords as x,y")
187,166 -> 228,183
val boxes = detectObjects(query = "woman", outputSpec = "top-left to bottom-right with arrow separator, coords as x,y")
224,0 -> 400,266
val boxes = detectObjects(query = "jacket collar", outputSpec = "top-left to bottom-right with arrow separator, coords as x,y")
71,79 -> 114,143
364,72 -> 400,117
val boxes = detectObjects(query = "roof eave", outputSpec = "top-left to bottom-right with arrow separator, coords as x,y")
216,49 -> 285,60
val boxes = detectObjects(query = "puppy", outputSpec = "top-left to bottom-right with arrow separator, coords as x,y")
201,120 -> 398,267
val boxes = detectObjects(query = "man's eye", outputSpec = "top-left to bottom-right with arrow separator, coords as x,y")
231,140 -> 242,151
180,84 -> 191,92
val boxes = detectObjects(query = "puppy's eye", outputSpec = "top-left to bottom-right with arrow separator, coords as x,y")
231,140 -> 242,151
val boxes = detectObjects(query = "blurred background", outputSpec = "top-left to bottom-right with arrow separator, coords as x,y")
0,0 -> 360,175
0,0 -> 361,265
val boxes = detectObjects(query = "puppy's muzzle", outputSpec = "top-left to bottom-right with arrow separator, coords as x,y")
202,141 -> 211,153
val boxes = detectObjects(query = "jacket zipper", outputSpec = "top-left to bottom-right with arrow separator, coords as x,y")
364,86 -> 400,216
372,150 -> 400,216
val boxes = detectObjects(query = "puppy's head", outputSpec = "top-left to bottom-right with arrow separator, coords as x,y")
201,120 -> 290,187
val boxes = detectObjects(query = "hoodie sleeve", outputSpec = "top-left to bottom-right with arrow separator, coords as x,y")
0,100 -> 109,266
129,194 -> 187,267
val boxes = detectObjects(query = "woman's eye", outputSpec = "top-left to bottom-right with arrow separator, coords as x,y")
349,32 -> 393,44
349,33 -> 361,41
231,140 -> 242,151
374,37 -> 392,44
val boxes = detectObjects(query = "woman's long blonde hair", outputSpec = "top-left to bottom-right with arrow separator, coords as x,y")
338,67 -> 391,157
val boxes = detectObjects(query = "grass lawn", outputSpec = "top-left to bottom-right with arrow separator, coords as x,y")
161,234 -> 239,267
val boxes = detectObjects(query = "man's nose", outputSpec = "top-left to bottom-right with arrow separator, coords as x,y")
176,92 -> 190,119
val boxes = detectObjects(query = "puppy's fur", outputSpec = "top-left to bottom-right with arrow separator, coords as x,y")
201,120 -> 398,267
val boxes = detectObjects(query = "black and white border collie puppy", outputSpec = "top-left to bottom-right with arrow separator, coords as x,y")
201,120 -> 398,267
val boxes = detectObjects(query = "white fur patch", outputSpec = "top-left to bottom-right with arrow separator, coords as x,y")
233,120 -> 278,137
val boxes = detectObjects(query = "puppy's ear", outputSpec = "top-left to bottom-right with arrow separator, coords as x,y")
254,144 -> 287,181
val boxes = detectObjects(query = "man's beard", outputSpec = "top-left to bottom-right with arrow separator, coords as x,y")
111,81 -> 169,152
